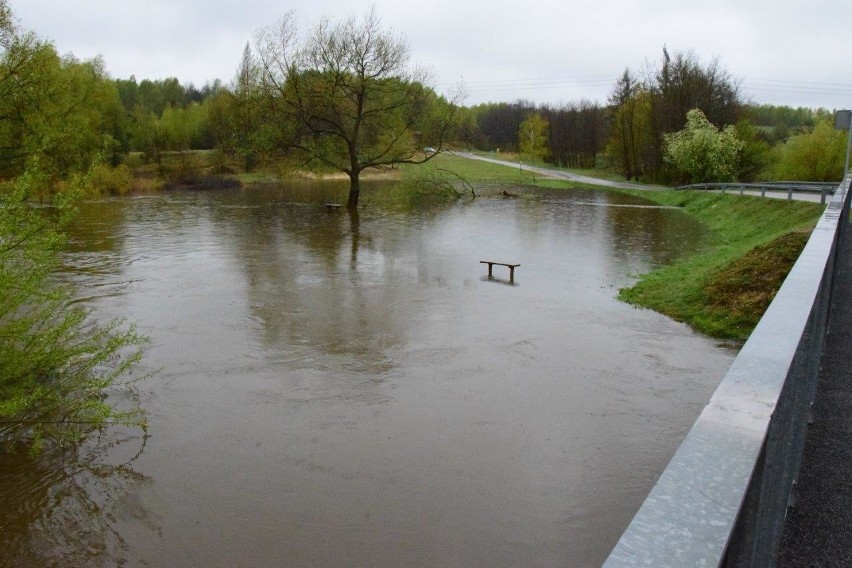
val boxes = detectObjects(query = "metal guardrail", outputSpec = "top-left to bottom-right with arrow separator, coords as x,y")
604,174 -> 852,567
677,182 -> 839,204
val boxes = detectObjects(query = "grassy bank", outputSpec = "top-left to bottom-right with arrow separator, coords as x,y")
616,190 -> 824,340
466,150 -> 628,182
399,152 -> 539,186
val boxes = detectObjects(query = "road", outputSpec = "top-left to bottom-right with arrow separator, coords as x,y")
451,152 -> 830,203
451,151 -> 666,191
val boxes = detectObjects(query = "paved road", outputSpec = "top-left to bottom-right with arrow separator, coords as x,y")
777,220 -> 852,565
450,152 -> 665,191
451,152 -> 831,203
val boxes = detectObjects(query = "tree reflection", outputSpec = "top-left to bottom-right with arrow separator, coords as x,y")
0,425 -> 152,568
215,183 -> 449,380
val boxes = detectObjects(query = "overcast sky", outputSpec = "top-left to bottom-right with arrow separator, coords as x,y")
9,0 -> 852,110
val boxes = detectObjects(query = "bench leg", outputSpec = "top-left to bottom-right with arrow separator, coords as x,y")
487,263 -> 493,278
509,266 -> 515,283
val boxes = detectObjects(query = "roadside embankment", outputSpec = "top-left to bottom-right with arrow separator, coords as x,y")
617,190 -> 824,340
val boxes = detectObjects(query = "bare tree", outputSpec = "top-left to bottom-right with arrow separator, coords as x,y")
254,8 -> 460,208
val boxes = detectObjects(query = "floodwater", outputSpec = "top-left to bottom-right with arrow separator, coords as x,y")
2,182 -> 735,567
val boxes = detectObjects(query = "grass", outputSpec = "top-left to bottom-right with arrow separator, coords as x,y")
465,150 -> 630,182
615,190 -> 824,340
396,152 -> 612,197
703,230 -> 812,337
400,152 -> 539,186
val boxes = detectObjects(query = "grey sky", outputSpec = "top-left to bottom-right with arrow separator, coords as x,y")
10,0 -> 852,109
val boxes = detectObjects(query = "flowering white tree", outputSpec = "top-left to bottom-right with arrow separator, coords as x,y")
664,108 -> 744,184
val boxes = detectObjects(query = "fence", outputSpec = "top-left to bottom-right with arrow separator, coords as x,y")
604,174 -> 852,567
677,182 -> 839,204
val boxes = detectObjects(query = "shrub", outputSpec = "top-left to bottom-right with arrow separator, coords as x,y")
0,171 -> 146,451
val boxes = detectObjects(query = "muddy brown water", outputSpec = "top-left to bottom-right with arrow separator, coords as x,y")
2,182 -> 735,567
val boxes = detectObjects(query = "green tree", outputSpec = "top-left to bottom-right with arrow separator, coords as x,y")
518,113 -> 549,162
664,108 -> 744,184
606,49 -> 742,182
773,119 -> 847,181
128,105 -> 166,169
607,69 -> 647,180
216,43 -> 273,171
0,11 -> 58,176
0,10 -> 125,194
733,119 -> 773,181
254,8 -> 459,208
0,167 -> 146,450
0,1 -> 146,450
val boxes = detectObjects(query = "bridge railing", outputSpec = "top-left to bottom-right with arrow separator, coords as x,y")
604,174 -> 852,567
677,181 -> 839,203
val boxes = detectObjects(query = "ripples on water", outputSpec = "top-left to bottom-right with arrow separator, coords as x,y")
0,427 -> 149,568
5,182 -> 735,567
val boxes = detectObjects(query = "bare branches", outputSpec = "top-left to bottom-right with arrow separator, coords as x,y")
252,7 -> 460,207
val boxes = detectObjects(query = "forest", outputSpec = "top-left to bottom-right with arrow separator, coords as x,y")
16,50 -> 847,193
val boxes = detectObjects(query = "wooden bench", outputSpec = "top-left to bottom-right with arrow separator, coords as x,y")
480,260 -> 520,283
324,203 -> 343,210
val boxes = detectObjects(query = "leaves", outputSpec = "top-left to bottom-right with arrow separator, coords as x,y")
664,108 -> 744,184
773,120 -> 847,182
254,8 -> 459,206
518,113 -> 549,162
0,168 -> 147,450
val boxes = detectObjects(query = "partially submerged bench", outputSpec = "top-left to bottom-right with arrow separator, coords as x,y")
480,260 -> 520,283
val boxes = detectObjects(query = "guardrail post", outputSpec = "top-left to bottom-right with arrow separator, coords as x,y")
762,186 -> 767,198
739,184 -> 744,196
788,186 -> 794,200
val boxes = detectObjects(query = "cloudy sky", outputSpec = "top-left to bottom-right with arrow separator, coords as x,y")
9,0 -> 852,109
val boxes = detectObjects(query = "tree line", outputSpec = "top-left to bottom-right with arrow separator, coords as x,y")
4,9 -> 842,198
455,49 -> 847,184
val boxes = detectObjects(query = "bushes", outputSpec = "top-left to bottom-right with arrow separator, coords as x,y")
0,172 -> 146,451
87,163 -> 133,195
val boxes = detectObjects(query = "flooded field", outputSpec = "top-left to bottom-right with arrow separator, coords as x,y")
2,182 -> 735,567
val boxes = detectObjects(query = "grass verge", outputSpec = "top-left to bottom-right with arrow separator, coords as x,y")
616,190 -> 824,340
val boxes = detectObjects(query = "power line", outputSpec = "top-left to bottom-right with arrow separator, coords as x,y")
436,73 -> 852,104
747,78 -> 852,88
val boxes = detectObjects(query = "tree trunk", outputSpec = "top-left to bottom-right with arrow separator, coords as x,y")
347,171 -> 360,209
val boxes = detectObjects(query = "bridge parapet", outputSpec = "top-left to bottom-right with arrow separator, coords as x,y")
604,175 -> 852,567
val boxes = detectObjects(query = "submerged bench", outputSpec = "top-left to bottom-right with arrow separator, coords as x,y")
480,260 -> 520,283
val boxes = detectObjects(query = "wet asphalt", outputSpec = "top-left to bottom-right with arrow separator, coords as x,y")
777,221 -> 852,566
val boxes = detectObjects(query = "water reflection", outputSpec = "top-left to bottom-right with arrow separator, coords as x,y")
0,426 -> 152,568
29,181 -> 735,567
